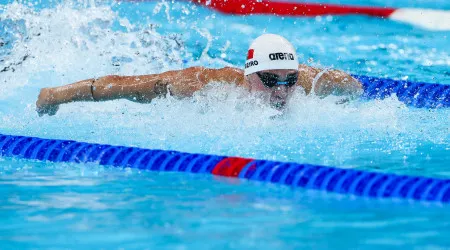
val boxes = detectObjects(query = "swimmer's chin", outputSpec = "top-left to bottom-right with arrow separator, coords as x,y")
270,101 -> 287,111
269,103 -> 288,119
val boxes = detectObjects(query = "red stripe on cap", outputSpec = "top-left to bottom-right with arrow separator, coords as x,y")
247,49 -> 254,60
195,0 -> 396,18
212,157 -> 253,177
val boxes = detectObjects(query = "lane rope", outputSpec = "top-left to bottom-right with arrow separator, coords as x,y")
1,133 -> 450,204
195,0 -> 395,17
191,0 -> 450,30
355,75 -> 449,108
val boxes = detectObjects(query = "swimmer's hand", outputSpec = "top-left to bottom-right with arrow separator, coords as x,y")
36,88 -> 59,116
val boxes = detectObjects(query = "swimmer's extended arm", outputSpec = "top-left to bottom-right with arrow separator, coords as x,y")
297,65 -> 363,96
36,67 -> 244,116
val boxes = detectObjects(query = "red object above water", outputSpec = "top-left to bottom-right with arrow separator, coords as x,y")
212,157 -> 253,177
194,0 -> 396,17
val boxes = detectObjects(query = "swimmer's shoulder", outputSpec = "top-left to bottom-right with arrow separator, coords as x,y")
296,64 -> 320,94
222,67 -> 246,87
297,64 -> 362,96
199,66 -> 245,87
132,66 -> 245,88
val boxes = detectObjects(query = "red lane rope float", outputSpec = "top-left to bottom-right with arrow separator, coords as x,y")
194,0 -> 396,17
212,157 -> 253,177
122,0 -> 450,30
188,0 -> 450,30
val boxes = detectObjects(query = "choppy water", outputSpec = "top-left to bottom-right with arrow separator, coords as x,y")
0,0 -> 449,249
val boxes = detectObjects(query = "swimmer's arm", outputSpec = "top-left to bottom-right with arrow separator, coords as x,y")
298,65 -> 363,97
36,66 -> 243,116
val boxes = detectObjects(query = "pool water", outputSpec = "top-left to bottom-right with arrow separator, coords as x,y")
3,157 -> 450,249
0,0 -> 449,248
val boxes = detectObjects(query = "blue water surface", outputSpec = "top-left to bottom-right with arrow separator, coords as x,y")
0,0 -> 449,249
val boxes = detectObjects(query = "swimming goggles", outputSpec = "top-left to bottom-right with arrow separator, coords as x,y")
256,72 -> 298,88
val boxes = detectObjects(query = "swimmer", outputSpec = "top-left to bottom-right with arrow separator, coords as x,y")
36,34 -> 362,116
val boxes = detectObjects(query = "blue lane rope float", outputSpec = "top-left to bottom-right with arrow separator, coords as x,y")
354,75 -> 450,108
2,133 -> 450,204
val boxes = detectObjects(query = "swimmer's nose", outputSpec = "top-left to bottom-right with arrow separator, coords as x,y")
272,85 -> 289,98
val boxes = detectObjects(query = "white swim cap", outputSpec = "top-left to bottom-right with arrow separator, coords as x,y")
244,34 -> 298,76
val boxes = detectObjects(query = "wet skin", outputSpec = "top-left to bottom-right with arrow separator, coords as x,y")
35,65 -> 362,116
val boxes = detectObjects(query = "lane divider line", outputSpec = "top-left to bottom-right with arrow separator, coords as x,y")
354,75 -> 449,108
191,0 -> 450,30
1,133 -> 450,204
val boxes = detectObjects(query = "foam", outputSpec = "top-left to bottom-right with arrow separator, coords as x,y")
0,2 -> 189,99
390,8 -> 450,31
0,2 -> 448,172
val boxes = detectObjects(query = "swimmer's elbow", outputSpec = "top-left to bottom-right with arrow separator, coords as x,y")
98,75 -> 125,83
182,66 -> 206,77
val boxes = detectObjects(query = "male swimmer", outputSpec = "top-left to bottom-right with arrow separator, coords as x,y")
36,34 -> 362,116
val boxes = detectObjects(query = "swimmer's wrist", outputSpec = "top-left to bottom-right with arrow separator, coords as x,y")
42,88 -> 59,105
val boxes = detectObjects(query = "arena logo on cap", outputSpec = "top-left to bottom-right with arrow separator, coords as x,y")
269,52 -> 294,61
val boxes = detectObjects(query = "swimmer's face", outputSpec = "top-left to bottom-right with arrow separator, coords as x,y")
246,69 -> 298,110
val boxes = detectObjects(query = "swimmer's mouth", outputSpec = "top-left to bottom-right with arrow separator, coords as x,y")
271,101 -> 286,110
270,94 -> 288,110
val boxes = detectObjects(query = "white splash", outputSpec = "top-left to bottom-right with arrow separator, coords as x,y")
0,2 -> 187,99
390,8 -> 450,31
0,2 -> 448,170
